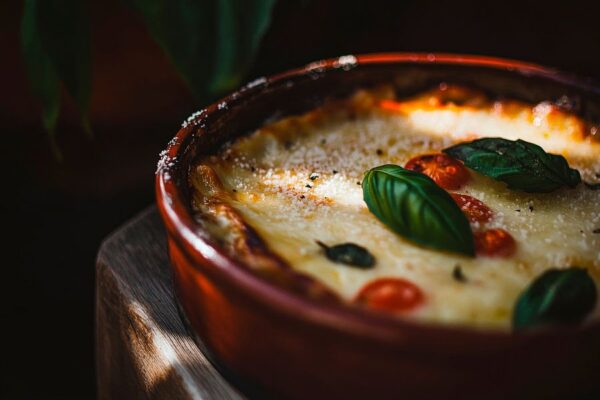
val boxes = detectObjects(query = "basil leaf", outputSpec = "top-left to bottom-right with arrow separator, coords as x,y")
443,138 -> 581,193
452,264 -> 467,282
513,268 -> 597,330
316,241 -> 375,269
362,165 -> 474,256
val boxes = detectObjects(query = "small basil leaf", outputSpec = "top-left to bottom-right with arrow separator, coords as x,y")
316,241 -> 375,269
452,264 -> 467,283
443,138 -> 581,193
513,267 -> 597,330
362,165 -> 474,256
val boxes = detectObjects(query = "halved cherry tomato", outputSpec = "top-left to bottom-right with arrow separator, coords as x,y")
474,228 -> 516,257
451,193 -> 493,223
405,153 -> 469,190
355,278 -> 424,313
379,99 -> 410,113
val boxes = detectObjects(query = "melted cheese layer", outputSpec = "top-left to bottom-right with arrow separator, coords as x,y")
194,86 -> 600,329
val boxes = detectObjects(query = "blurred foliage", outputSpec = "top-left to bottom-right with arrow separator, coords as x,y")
20,0 -> 277,157
127,0 -> 276,100
21,0 -> 92,160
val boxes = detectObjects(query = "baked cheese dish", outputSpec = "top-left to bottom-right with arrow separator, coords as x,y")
189,84 -> 600,330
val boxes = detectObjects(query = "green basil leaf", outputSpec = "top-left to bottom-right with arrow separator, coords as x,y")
452,264 -> 467,283
316,241 -> 375,269
129,0 -> 276,101
513,267 -> 597,330
443,138 -> 581,193
362,165 -> 474,256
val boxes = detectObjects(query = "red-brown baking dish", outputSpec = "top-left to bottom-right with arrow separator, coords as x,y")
156,53 -> 600,399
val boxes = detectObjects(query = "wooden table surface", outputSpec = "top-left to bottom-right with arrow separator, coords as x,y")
96,206 -> 245,400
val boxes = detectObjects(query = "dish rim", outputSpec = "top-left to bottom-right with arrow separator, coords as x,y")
156,52 -> 600,348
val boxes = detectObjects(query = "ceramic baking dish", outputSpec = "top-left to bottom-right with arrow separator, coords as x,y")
156,53 -> 600,400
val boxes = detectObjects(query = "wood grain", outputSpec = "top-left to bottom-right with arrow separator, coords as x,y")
96,206 -> 244,400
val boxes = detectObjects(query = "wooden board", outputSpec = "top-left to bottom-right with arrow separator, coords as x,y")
96,206 -> 244,400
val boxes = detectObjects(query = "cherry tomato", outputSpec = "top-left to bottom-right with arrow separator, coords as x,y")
405,153 -> 470,190
474,228 -> 516,257
379,99 -> 407,112
451,193 -> 494,223
355,278 -> 424,313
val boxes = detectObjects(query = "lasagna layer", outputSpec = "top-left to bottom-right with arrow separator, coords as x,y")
190,85 -> 600,329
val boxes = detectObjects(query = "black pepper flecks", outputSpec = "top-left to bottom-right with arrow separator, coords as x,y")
309,173 -> 319,181
515,209 -> 521,212
376,149 -> 384,156
529,205 -> 534,212
593,228 -> 600,234
299,195 -> 305,199
305,184 -> 312,189
356,181 -> 361,185
332,170 -> 338,174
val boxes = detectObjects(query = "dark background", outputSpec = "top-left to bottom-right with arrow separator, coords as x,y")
3,0 -> 600,398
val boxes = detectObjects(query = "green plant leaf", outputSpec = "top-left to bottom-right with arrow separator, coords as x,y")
21,0 -> 93,153
21,0 -> 61,158
21,0 -> 92,153
36,0 -> 92,119
316,241 -> 375,269
362,165 -> 474,256
443,138 -> 581,193
513,268 -> 597,330
129,0 -> 276,101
